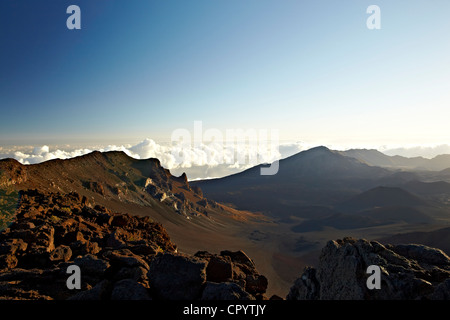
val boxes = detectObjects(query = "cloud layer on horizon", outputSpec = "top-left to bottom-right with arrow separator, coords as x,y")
0,139 -> 306,180
381,144 -> 450,159
2,140 -> 450,180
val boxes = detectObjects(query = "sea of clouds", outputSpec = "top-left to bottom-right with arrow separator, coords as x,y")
2,140 -> 449,180
0,139 -> 307,180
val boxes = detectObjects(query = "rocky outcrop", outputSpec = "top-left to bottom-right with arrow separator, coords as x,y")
195,250 -> 268,299
149,253 -> 207,300
143,171 -> 210,218
88,181 -> 105,196
287,237 -> 450,300
0,189 -> 268,300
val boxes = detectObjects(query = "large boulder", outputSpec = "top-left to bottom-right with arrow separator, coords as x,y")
195,251 -> 233,282
245,274 -> 268,295
287,237 -> 450,300
195,250 -> 268,298
72,254 -> 110,277
220,250 -> 255,269
148,253 -> 207,300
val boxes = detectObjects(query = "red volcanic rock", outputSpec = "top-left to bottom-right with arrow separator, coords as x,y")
0,188 -> 268,300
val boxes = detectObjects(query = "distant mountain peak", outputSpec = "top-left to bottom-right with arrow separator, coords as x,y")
305,146 -> 332,153
284,145 -> 335,161
310,145 -> 330,151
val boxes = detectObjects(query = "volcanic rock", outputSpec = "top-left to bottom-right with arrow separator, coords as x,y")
287,237 -> 450,300
0,189 -> 267,300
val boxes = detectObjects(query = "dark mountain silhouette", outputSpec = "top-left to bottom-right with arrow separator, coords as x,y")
275,146 -> 389,180
341,149 -> 450,171
430,154 -> 450,171
194,146 -> 449,233
193,146 -> 390,218
340,149 -> 427,169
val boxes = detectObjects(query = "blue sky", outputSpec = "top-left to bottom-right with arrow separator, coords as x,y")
1,0 -> 450,148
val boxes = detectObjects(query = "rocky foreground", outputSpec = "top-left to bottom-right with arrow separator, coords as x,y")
288,237 -> 450,300
0,190 -> 268,300
1,189 -> 450,300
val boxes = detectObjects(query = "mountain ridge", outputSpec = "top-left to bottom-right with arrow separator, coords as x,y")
1,150 -> 225,220
192,146 -> 392,218
341,148 -> 450,171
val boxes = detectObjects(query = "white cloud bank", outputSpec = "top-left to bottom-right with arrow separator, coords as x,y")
0,139 -> 308,180
4,139 -> 448,180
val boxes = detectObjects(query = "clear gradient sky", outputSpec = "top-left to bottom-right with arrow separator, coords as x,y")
1,0 -> 450,148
